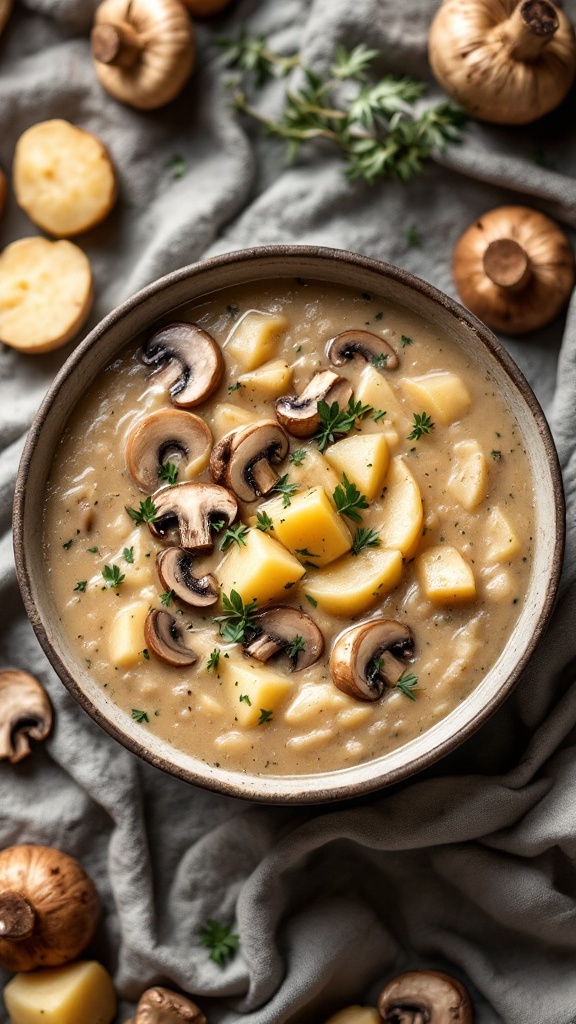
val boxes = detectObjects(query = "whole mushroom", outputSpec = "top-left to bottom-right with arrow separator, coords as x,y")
453,206 -> 575,334
91,0 -> 195,111
126,409 -> 213,492
244,606 -> 324,671
150,482 -> 237,552
327,330 -> 398,371
275,371 -> 353,438
209,419 -> 289,501
330,619 -> 415,702
131,986 -> 207,1023
142,324 -> 224,408
157,547 -> 219,607
429,0 -> 576,125
0,670 -> 53,764
378,970 -> 473,1024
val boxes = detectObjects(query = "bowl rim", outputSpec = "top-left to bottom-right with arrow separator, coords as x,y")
13,244 -> 565,804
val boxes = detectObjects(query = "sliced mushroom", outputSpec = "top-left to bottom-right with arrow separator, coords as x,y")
126,409 -> 213,492
327,330 -> 399,371
330,619 -> 414,701
275,371 -> 353,437
142,323 -> 224,408
157,547 -> 219,608
378,970 -> 473,1024
150,482 -> 237,553
0,670 -> 53,764
244,607 -> 324,671
134,985 -> 207,1024
144,610 -> 197,667
210,419 -> 289,502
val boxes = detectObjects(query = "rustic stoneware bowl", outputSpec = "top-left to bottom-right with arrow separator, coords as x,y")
14,246 -> 564,803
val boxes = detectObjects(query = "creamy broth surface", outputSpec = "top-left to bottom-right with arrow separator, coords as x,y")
44,281 -> 534,776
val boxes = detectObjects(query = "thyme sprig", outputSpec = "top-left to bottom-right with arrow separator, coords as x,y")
221,39 -> 466,184
408,411 -> 435,440
332,474 -> 369,523
315,397 -> 372,451
215,590 -> 258,643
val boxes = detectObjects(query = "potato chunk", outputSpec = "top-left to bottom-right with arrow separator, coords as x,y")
3,961 -> 116,1024
218,527 -> 305,604
305,547 -> 402,615
354,364 -> 406,424
375,457 -> 423,557
285,448 -> 340,494
485,507 -> 521,563
325,433 -> 389,501
324,1009 -> 381,1024
226,311 -> 289,370
108,600 -> 150,667
210,402 -> 254,439
448,439 -> 488,511
261,486 -> 353,567
0,237 -> 93,353
14,120 -> 116,237
417,545 -> 476,604
400,371 -> 471,424
238,358 -> 293,397
224,658 -> 292,727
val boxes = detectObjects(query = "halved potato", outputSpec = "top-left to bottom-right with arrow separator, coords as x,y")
14,119 -> 117,237
217,527 -> 305,605
375,456 -> 423,557
238,358 -> 293,397
399,371 -> 471,425
226,311 -> 289,370
0,237 -> 93,353
417,545 -> 476,604
325,433 -> 389,501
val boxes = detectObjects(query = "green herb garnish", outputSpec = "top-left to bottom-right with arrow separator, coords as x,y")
491,450 -> 502,460
199,919 -> 240,966
87,546 -> 99,553
160,590 -> 175,606
207,648 -> 221,672
228,381 -> 243,393
372,353 -> 388,368
401,334 -> 414,347
74,580 -> 87,592
315,397 -> 372,451
294,548 -> 319,558
397,672 -> 419,700
63,539 -> 74,550
351,527 -> 380,555
407,411 -> 434,440
258,708 -> 273,725
305,594 -> 318,608
220,523 -> 250,551
239,693 -> 252,705
287,635 -> 306,659
372,409 -> 386,422
289,448 -> 307,466
227,304 -> 240,319
132,709 -> 149,723
158,461 -> 179,485
215,589 -> 258,643
142,649 -> 150,660
102,564 -> 125,588
123,547 -> 135,564
271,474 -> 298,508
332,473 -> 369,523
126,497 -> 158,525
256,511 -> 274,532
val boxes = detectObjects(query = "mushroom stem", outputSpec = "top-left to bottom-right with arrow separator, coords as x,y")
500,0 -> 559,62
251,458 -> 279,495
482,238 -> 531,291
91,21 -> 142,69
375,650 -> 408,687
245,634 -> 283,661
0,893 -> 35,940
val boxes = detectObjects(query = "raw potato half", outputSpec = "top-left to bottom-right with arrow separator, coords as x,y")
0,237 -> 93,353
14,120 -> 117,237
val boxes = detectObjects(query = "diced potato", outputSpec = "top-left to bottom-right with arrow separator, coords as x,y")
113,529 -> 153,588
210,402 -> 254,440
354,364 -> 406,425
305,547 -> 402,616
286,448 -> 340,494
224,659 -> 292,727
375,457 -> 423,557
3,961 -> 116,1024
217,527 -> 305,604
259,486 -> 353,567
285,728 -> 335,752
324,1008 -> 381,1024
399,371 -> 471,425
337,705 -> 373,728
198,693 -> 225,717
226,311 -> 289,370
417,545 -> 476,604
325,433 -> 390,501
108,600 -> 150,667
485,507 -> 521,564
283,682 -> 347,725
448,439 -> 488,511
214,730 -> 253,754
484,569 -> 515,603
238,358 -> 293,397
379,422 -> 400,449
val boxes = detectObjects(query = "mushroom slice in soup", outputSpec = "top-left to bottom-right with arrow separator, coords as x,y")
327,329 -> 399,371
150,482 -> 237,553
126,409 -> 213,492
144,609 -> 197,667
156,547 -> 219,608
244,606 -> 324,671
275,370 -> 353,437
141,323 -> 224,407
330,619 -> 415,701
210,419 -> 289,501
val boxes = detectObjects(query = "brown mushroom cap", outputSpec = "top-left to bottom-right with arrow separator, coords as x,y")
210,419 -> 289,501
150,482 -> 237,553
330,619 -> 414,701
244,606 -> 324,671
144,610 -> 197,667
327,330 -> 399,371
157,547 -> 219,607
378,970 -> 473,1024
275,371 -> 353,437
126,409 -> 213,492
0,670 -> 53,764
134,985 -> 207,1024
142,323 -> 224,408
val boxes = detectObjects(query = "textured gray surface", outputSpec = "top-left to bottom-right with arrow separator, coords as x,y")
1,0 -> 576,1022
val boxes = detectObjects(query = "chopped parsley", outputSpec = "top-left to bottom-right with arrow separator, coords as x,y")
207,648 -> 221,672
315,397 -> 373,451
407,411 -> 434,440
271,474 -> 298,508
132,709 -> 149,723
126,497 -> 158,525
215,589 -> 258,643
256,511 -> 274,532
88,546 -> 99,553
352,527 -> 380,555
123,546 -> 135,564
305,594 -> 318,608
332,473 -> 369,523
258,708 -> 273,725
372,409 -> 386,422
102,564 -> 125,588
158,461 -> 179,485
160,590 -> 175,606
220,523 -> 250,551
227,304 -> 240,319
142,649 -> 150,660
372,352 -> 388,368
74,580 -> 87,593
401,334 -> 414,347
228,381 -> 243,393
289,448 -> 307,466
239,693 -> 252,705
397,672 -> 419,700
63,539 -> 74,550
287,635 -> 306,659
199,919 -> 240,966
491,450 -> 502,460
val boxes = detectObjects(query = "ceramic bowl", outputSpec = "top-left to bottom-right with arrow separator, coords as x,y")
13,246 -> 564,803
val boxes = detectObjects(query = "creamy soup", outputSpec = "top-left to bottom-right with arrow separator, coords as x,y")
44,281 -> 534,776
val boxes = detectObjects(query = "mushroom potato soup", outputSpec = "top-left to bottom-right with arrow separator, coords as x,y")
44,281 -> 534,775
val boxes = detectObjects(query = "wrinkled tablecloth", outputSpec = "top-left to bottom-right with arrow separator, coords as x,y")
1,0 -> 576,1021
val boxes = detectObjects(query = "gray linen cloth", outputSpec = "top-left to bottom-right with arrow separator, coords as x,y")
1,0 -> 576,1021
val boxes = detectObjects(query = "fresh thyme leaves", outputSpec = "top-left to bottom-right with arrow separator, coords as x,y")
126,496 -> 158,525
397,672 -> 419,700
227,304 -> 240,319
63,539 -> 74,550
295,548 -> 319,558
220,523 -> 250,550
207,648 -> 221,672
102,564 -> 125,588
287,635 -> 306,659
123,546 -> 135,564
158,461 -> 179,485
221,39 -> 466,184
401,334 -> 414,347
211,518 -> 226,533
228,381 -> 243,393
271,474 -> 298,508
407,411 -> 435,440
315,397 -> 372,451
167,154 -> 187,179
405,224 -> 421,247
88,546 -> 99,553
74,580 -> 87,592
372,352 -> 388,367
491,449 -> 502,459
239,693 -> 252,705
305,594 -> 318,608
258,708 -> 273,725
372,409 -> 386,422
352,527 -> 380,555
199,919 -> 240,967
289,448 -> 307,466
160,590 -> 175,606
215,590 -> 258,643
132,709 -> 149,723
256,510 -> 274,532
333,474 -> 369,523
